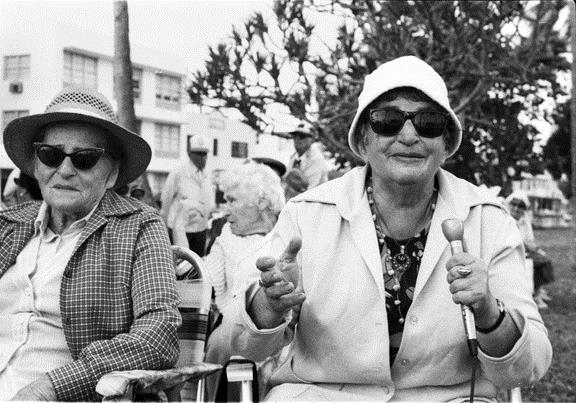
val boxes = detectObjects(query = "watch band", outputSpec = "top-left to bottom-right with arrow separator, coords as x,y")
476,299 -> 506,334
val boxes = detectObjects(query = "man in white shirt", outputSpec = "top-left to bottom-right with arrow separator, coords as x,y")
286,122 -> 328,191
161,135 -> 214,256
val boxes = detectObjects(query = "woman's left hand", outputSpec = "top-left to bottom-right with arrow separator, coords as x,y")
446,252 -> 498,325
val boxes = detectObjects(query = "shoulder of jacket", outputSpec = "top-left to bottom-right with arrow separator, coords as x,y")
0,201 -> 41,223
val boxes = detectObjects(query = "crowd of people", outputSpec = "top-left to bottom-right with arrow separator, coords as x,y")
0,55 -> 553,401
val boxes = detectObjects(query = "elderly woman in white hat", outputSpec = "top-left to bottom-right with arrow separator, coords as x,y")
0,87 -> 180,401
218,56 -> 552,401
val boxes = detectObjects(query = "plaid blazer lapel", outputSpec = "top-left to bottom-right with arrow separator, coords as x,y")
70,191 -> 139,259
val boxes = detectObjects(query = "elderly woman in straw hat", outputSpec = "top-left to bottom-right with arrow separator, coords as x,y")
0,87 -> 180,401
218,56 -> 552,401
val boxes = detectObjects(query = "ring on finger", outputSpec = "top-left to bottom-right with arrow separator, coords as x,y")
457,266 -> 471,276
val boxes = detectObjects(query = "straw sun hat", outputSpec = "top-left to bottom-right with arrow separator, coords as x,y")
3,86 -> 151,187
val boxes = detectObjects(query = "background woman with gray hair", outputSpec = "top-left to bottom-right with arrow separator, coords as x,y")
204,161 -> 285,312
202,162 -> 285,398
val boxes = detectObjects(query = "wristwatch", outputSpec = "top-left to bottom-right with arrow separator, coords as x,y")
476,299 -> 506,334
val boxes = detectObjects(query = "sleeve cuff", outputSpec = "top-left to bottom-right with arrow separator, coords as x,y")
240,282 -> 291,335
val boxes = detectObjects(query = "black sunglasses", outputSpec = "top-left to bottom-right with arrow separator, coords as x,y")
509,200 -> 527,210
369,108 -> 449,138
33,143 -> 106,170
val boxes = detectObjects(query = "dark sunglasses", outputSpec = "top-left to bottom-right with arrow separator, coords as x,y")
509,200 -> 527,210
369,108 -> 449,138
33,143 -> 106,170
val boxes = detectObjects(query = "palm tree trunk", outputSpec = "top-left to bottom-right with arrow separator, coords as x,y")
113,0 -> 155,207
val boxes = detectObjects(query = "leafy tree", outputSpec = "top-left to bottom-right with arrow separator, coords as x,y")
188,0 -> 569,186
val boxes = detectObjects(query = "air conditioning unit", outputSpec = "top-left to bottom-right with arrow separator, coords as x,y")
9,81 -> 23,94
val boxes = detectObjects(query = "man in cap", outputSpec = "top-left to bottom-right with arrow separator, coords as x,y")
161,135 -> 214,256
0,86 -> 180,401
287,122 -> 328,191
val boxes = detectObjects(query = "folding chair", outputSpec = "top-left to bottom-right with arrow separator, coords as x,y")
96,246 -> 221,402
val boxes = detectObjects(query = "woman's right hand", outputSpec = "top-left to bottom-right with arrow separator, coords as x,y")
248,237 -> 306,329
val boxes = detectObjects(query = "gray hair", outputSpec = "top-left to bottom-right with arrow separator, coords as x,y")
220,161 -> 286,215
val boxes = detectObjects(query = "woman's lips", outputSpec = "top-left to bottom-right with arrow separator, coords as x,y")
53,185 -> 78,191
392,153 -> 425,161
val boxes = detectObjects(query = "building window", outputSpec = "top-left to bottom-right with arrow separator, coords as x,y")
213,138 -> 218,156
63,51 -> 97,88
4,55 -> 30,80
155,73 -> 181,109
154,123 -> 180,158
132,68 -> 143,103
2,110 -> 29,132
231,141 -> 248,158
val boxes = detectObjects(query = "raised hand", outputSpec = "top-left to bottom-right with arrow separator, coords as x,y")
249,237 -> 306,329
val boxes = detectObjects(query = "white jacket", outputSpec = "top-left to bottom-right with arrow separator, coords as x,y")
224,166 -> 552,401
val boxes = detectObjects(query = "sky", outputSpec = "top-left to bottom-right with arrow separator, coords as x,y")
1,0 -> 277,72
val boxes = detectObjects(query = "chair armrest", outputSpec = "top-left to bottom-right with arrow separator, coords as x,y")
96,363 -> 222,401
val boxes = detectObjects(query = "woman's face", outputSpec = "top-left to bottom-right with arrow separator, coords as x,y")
34,122 -> 118,221
509,199 -> 527,220
224,186 -> 266,236
360,95 -> 449,186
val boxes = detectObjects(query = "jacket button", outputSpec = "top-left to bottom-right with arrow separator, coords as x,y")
63,269 -> 72,277
409,315 -> 418,325
400,358 -> 409,366
63,317 -> 71,325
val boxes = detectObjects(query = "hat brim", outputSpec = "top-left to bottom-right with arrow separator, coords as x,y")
290,130 -> 315,139
3,111 -> 151,188
252,157 -> 287,177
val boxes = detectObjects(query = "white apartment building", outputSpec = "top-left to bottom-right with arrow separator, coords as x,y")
1,13 -> 293,197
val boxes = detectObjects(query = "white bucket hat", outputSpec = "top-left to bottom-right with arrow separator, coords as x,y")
3,86 -> 151,187
348,55 -> 462,158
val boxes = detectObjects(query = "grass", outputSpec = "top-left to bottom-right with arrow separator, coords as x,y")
523,228 -> 576,402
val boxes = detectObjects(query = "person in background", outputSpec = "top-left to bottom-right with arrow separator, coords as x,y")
212,168 -> 227,209
286,122 -> 328,190
161,135 -> 214,256
202,162 -> 285,398
219,55 -> 551,401
0,86 -> 180,401
2,169 -> 42,209
506,191 -> 554,309
14,171 -> 43,201
283,168 -> 309,201
206,157 -> 287,255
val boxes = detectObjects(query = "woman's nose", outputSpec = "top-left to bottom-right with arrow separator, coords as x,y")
396,119 -> 420,144
56,156 -> 77,177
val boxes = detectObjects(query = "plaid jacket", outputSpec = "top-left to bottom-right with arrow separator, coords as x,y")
0,191 -> 181,401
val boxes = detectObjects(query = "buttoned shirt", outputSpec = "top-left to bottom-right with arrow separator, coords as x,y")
0,202 -> 96,400
161,160 -> 214,233
288,145 -> 328,189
